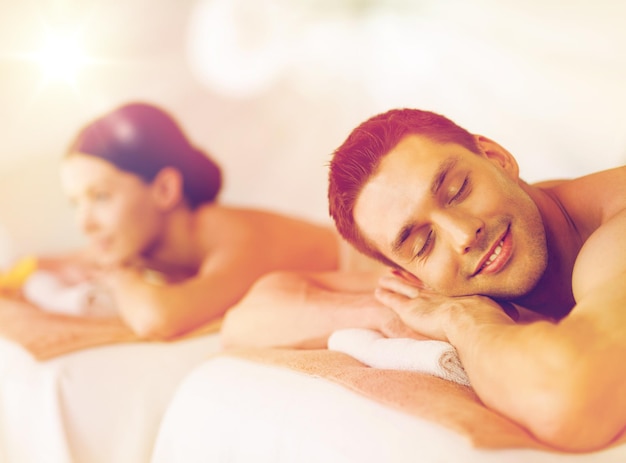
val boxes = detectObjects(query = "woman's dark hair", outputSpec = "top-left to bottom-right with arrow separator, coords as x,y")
67,102 -> 222,208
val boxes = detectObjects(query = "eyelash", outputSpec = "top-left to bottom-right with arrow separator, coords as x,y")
413,176 -> 470,260
450,177 -> 470,203
415,230 -> 434,259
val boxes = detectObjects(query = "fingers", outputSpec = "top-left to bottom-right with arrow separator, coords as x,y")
380,318 -> 429,340
374,285 -> 401,305
389,268 -> 431,288
375,289 -> 437,340
377,274 -> 420,299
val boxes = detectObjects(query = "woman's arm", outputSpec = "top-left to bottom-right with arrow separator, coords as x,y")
36,251 -> 101,284
102,246 -> 267,339
95,211 -> 343,340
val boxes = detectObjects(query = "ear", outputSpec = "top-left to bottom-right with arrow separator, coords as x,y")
150,167 -> 184,210
473,135 -> 520,180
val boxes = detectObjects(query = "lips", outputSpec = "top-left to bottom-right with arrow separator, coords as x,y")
93,237 -> 113,252
473,226 -> 511,276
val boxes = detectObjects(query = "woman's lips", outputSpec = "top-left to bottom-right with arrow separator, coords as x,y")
93,237 -> 113,252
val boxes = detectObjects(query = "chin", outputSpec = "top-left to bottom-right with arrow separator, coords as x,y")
490,266 -> 546,300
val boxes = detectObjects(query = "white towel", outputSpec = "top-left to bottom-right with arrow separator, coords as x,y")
328,328 -> 471,386
22,270 -> 117,318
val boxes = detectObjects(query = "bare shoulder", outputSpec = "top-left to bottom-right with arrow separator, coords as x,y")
572,206 -> 626,302
195,205 -> 335,238
535,167 -> 626,303
545,166 -> 626,223
192,204 -> 339,270
192,205 -> 260,245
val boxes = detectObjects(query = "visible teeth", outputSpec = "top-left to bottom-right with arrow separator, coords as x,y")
482,240 -> 504,269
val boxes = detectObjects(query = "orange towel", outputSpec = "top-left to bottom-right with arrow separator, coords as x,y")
0,297 -> 221,360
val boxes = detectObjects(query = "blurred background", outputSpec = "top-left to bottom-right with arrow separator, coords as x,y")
0,0 -> 625,265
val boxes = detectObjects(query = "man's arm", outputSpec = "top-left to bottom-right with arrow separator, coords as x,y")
221,270 -> 421,349
377,210 -> 626,451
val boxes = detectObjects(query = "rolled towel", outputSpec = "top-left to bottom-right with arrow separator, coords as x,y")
328,328 -> 470,386
22,270 -> 117,318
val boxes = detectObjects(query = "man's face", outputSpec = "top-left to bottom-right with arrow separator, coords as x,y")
353,134 -> 548,299
61,154 -> 166,266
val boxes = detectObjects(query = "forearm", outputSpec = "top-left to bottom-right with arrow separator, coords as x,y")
111,281 -> 177,339
446,300 -> 625,451
448,310 -> 561,429
0,296 -> 130,341
110,265 -> 265,339
111,281 -> 223,340
221,272 -> 390,349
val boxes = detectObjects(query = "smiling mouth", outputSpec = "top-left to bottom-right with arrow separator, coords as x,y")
480,240 -> 504,271
473,227 -> 511,276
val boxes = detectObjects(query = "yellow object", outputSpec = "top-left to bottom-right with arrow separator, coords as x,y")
0,256 -> 38,293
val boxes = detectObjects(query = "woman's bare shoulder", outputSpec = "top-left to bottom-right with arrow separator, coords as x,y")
193,204 -> 335,246
194,204 -> 338,267
194,204 -> 278,230
197,204 -> 332,230
192,205 -> 253,241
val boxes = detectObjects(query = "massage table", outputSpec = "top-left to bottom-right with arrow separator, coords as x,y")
0,332 -> 221,463
151,353 -> 626,463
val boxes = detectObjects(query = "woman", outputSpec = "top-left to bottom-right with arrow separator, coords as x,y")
28,102 -> 339,339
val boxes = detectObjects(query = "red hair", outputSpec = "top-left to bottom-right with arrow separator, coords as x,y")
328,108 -> 479,266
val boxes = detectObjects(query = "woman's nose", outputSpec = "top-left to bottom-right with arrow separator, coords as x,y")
76,206 -> 98,235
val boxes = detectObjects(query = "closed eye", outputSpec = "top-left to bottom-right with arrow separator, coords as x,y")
449,176 -> 470,204
92,191 -> 111,202
413,230 -> 434,260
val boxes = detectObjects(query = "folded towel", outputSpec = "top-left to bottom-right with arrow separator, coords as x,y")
328,328 -> 470,386
22,270 -> 117,318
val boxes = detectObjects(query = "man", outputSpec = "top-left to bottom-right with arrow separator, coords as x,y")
221,108 -> 626,451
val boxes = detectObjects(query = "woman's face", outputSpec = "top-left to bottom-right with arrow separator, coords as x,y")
61,153 -> 166,266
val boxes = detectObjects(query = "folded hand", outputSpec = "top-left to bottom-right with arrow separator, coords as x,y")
375,271 -> 509,342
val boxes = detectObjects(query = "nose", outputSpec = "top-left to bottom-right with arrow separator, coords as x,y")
434,210 -> 483,254
75,204 -> 99,236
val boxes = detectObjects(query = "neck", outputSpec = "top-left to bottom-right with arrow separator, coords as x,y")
512,183 -> 584,319
141,205 -> 203,276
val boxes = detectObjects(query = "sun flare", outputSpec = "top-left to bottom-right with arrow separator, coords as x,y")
34,32 -> 88,84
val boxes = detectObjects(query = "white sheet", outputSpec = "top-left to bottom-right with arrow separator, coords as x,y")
152,356 -> 626,463
0,333 -> 221,463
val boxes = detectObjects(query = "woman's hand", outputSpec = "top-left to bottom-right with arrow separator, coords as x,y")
37,257 -> 101,285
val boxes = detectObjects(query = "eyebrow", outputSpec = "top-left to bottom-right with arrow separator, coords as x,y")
390,156 -> 459,255
430,157 -> 458,196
